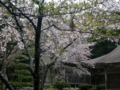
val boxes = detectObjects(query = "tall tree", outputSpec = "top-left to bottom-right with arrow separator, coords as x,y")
0,0 -> 94,90
0,0 -> 120,90
88,38 -> 117,58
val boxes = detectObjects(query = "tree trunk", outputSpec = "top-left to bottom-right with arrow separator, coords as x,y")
0,71 -> 15,90
34,14 -> 43,90
34,30 -> 40,90
1,61 -> 8,90
40,66 -> 49,90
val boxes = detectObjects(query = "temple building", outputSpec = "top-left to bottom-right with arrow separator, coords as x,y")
90,45 -> 120,90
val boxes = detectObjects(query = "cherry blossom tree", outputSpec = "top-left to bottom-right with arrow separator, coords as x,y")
0,0 -> 120,90
52,38 -> 94,81
0,1 -> 94,90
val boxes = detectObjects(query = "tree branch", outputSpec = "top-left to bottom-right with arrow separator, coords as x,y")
3,19 -> 17,29
12,10 -> 34,76
0,1 -> 37,31
9,1 -> 37,31
41,24 -> 54,31
2,6 -> 92,18
53,24 -> 92,34
0,72 -> 15,90
62,38 -> 77,50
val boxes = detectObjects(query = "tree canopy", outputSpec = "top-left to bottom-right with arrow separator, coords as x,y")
0,0 -> 120,90
89,38 -> 117,59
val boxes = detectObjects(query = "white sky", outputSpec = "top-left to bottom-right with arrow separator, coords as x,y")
45,0 -> 120,2
45,0 -> 85,3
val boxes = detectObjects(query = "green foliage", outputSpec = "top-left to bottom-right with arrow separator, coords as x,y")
17,63 -> 28,67
95,28 -> 120,38
56,49 -> 66,55
10,81 -> 22,87
89,38 -> 117,58
79,84 -> 93,90
53,81 -> 70,90
0,3 -> 3,7
0,23 -> 7,31
87,38 -> 96,43
95,84 -> 105,90
45,86 -> 57,90
9,62 -> 32,87
10,81 -> 32,87
79,84 -> 105,90
17,54 -> 29,60
96,28 -> 107,36
14,70 -> 30,74
107,29 -> 120,37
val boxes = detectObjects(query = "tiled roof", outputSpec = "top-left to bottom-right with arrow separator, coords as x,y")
90,45 -> 120,64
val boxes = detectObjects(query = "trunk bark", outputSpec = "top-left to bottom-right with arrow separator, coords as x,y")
1,62 -> 7,90
34,28 -> 41,90
0,61 -> 14,90
40,66 -> 49,90
34,15 -> 43,90
0,71 -> 15,90
33,0 -> 44,90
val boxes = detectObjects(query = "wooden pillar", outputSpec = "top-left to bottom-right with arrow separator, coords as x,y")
105,69 -> 107,90
84,74 -> 85,83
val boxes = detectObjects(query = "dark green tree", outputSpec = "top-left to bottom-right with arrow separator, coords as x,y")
9,62 -> 33,89
89,38 -> 117,59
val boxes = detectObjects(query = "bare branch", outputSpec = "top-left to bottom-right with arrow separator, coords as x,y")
6,43 -> 16,59
9,1 -> 37,31
62,61 -> 77,67
53,24 -> 75,31
21,35 -> 34,76
5,6 -> 92,18
41,24 -> 54,31
62,38 -> 77,50
0,72 -> 15,90
3,19 -> 17,29
10,10 -> 34,75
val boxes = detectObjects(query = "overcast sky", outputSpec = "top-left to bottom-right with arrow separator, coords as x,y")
45,0 -> 86,3
45,0 -> 120,2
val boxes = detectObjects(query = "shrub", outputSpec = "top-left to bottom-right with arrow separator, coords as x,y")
10,81 -> 32,87
45,86 -> 54,90
79,84 -> 93,90
9,62 -> 32,88
96,84 -> 105,90
53,81 -> 70,90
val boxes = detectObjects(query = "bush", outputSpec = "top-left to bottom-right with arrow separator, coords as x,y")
79,84 -> 93,90
96,84 -> 105,90
10,81 -> 32,87
44,86 -> 54,90
53,81 -> 70,90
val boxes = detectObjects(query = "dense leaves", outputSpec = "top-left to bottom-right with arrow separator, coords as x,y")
0,0 -> 120,90
89,38 -> 117,58
53,81 -> 70,90
9,62 -> 32,88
